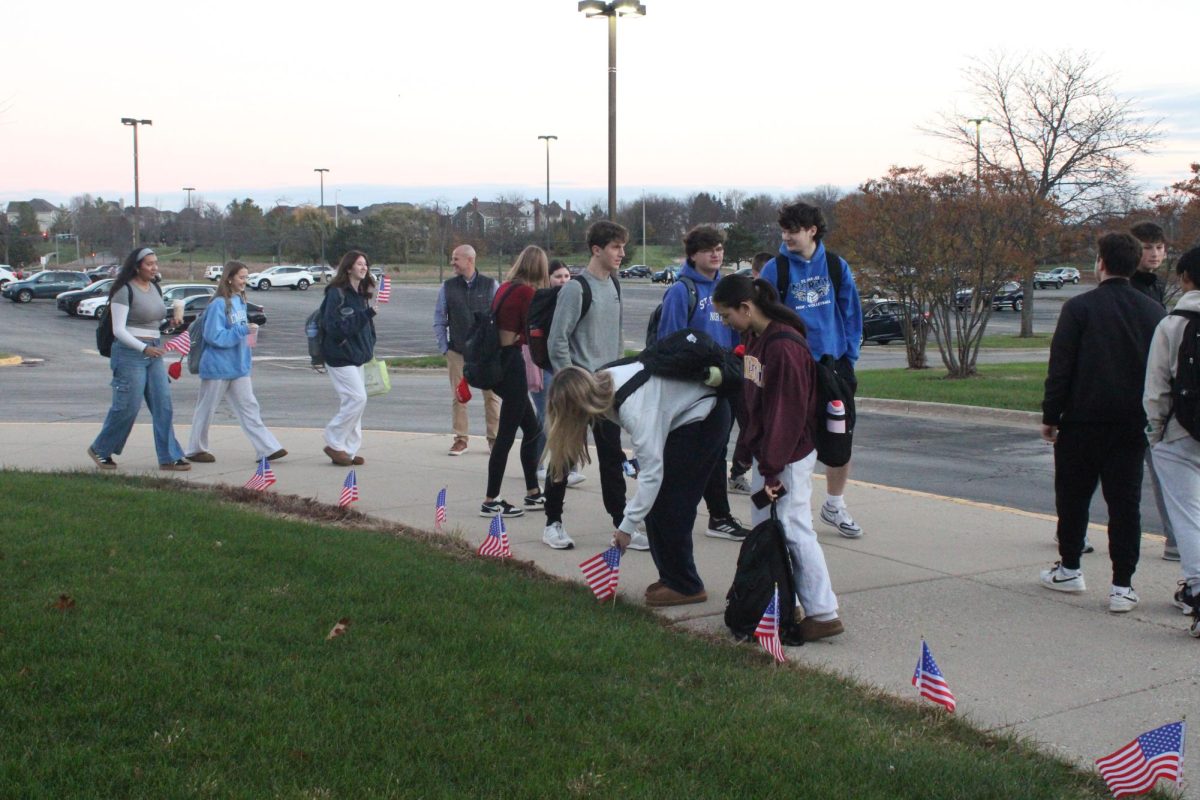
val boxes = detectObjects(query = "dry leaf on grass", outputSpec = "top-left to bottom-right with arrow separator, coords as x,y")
51,594 -> 76,611
326,618 -> 350,640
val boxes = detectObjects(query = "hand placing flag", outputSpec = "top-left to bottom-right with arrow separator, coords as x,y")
434,487 -> 447,531
754,584 -> 787,663
338,470 -> 359,507
1095,722 -> 1184,798
163,330 -> 191,355
377,275 -> 391,303
477,514 -> 512,558
579,546 -> 621,602
244,456 -> 276,491
912,640 -> 956,712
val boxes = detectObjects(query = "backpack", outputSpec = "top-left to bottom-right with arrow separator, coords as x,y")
306,291 -> 337,371
96,282 -> 162,358
1169,309 -> 1200,441
644,275 -> 699,347
774,249 -> 842,308
604,328 -> 742,411
760,329 -> 856,468
724,504 -> 804,645
185,297 -> 234,375
525,274 -> 621,371
463,284 -> 518,390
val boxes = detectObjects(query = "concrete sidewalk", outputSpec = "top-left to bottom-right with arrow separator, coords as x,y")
5,422 -> 1196,794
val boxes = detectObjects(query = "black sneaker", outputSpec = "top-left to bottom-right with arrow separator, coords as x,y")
87,446 -> 117,470
523,492 -> 546,510
705,515 -> 749,542
480,499 -> 524,518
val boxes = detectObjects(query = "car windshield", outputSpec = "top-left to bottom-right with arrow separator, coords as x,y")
1001,281 -> 1020,291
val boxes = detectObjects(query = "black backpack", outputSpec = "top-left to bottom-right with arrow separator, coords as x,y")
463,284 -> 518,390
644,275 -> 698,347
305,291 -> 338,372
760,329 -> 856,467
1169,309 -> 1200,441
96,283 -> 162,358
604,328 -> 742,411
525,274 -> 620,371
724,504 -> 804,646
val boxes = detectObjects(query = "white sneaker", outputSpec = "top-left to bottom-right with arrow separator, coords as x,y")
566,470 -> 586,487
542,521 -> 574,550
1039,562 -> 1085,593
627,530 -> 650,551
1109,588 -> 1139,613
820,502 -> 863,538
727,473 -> 752,495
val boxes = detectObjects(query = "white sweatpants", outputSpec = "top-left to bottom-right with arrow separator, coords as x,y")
1151,436 -> 1200,590
325,365 -> 367,457
187,377 -> 282,460
750,452 -> 839,620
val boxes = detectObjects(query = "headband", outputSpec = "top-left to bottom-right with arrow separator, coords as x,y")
136,248 -> 155,262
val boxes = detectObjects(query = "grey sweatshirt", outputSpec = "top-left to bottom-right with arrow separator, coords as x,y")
1144,290 -> 1200,444
548,270 -> 623,372
604,362 -> 717,536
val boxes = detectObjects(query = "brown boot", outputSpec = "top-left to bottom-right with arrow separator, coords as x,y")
323,445 -> 353,466
798,616 -> 844,641
644,584 -> 707,607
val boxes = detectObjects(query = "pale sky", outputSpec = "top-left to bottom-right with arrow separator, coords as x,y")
3,0 -> 1197,213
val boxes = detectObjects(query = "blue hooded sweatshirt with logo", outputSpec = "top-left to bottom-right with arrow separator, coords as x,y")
655,262 -> 737,349
759,242 -> 862,364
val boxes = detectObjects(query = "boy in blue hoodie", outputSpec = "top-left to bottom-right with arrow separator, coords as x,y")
656,225 -> 750,542
759,202 -> 865,538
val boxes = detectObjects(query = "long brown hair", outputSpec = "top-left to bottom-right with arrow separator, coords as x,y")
212,260 -> 247,322
544,367 -> 615,481
328,249 -> 375,296
505,245 -> 549,287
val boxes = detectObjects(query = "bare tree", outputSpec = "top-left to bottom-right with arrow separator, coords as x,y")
932,51 -> 1160,335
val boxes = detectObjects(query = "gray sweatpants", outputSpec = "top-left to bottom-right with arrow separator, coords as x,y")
1151,437 -> 1200,589
187,376 -> 282,460
1145,446 -> 1176,547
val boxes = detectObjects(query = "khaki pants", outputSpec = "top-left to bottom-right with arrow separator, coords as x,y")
446,349 -> 500,443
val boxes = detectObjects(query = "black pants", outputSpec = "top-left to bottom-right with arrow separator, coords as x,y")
545,416 -> 626,528
647,401 -> 731,595
486,346 -> 540,499
1054,423 -> 1145,586
700,397 -> 734,518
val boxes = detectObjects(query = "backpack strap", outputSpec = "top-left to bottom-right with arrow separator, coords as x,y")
774,249 -> 842,314
761,328 -> 809,352
1170,310 -> 1200,322
679,275 -> 699,325
576,275 -> 593,319
611,367 -> 653,411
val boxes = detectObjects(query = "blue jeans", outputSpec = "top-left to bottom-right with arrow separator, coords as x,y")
91,340 -> 184,464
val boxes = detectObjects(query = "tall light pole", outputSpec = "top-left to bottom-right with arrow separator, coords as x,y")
537,134 -> 557,250
314,168 -> 329,265
966,117 -> 988,186
578,0 -> 646,221
182,187 -> 196,277
121,117 -> 153,247
182,186 -> 195,210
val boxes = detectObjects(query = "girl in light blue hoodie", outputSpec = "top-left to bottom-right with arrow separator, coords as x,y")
185,261 -> 285,464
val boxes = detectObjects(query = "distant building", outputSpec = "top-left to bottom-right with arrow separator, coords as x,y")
6,199 -> 60,233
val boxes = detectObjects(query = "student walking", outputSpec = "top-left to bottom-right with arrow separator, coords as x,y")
88,247 -> 190,471
185,261 -> 285,464
480,246 -> 549,518
712,274 -> 844,641
320,250 -> 378,467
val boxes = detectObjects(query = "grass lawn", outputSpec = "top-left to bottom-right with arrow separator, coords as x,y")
384,354 -> 447,369
858,362 -> 1046,412
977,333 -> 1053,349
0,472 -> 1112,799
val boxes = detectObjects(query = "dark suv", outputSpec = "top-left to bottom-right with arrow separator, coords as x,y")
2,271 -> 92,303
862,301 -> 928,344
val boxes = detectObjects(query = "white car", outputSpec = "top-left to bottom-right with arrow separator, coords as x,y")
0,266 -> 16,289
77,282 -> 215,321
205,265 -> 224,281
246,265 -> 313,291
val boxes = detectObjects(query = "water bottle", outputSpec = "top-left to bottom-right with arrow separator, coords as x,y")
826,400 -> 846,434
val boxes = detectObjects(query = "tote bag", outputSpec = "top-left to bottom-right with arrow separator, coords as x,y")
363,358 -> 392,397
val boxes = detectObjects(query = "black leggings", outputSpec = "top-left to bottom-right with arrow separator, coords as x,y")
486,346 -> 541,499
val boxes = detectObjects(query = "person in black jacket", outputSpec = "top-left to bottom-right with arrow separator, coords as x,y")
1039,232 -> 1165,612
321,249 -> 378,466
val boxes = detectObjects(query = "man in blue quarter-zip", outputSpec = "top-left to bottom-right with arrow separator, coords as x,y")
760,202 -> 865,538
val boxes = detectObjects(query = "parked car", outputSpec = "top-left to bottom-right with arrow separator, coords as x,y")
619,265 -> 651,279
204,265 -> 225,281
161,293 -> 267,335
2,270 -> 91,303
861,301 -> 929,345
85,265 -> 119,282
306,265 -> 335,283
1047,266 -> 1081,284
955,281 -> 1025,312
57,279 -> 115,315
1033,271 -> 1064,290
0,266 -> 17,289
246,265 -> 313,291
77,282 -> 216,321
652,266 -> 679,284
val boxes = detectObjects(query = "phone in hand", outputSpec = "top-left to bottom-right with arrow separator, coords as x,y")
751,484 -> 787,509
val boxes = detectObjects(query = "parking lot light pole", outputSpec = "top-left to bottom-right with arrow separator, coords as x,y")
121,117 -> 153,247
966,117 -> 988,186
537,135 -> 557,249
578,0 -> 645,221
182,187 -> 196,277
314,168 -> 329,266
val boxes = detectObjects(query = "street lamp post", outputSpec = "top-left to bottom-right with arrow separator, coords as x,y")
121,117 -> 153,247
966,117 -> 988,186
537,134 -> 557,250
314,168 -> 329,265
578,0 -> 645,221
182,187 -> 195,277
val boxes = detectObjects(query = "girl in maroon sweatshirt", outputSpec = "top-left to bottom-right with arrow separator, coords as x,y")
712,275 -> 843,641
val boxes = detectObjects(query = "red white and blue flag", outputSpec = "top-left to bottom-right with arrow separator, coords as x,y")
338,469 -> 359,507
754,584 -> 787,663
164,330 -> 191,355
1095,722 -> 1184,798
377,275 -> 391,303
912,639 -> 956,712
244,456 -> 276,491
477,514 -> 512,558
579,546 -> 621,602
434,487 -> 447,530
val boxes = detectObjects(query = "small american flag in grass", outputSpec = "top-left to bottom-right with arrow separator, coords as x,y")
377,275 -> 390,303
754,584 -> 786,663
244,457 -> 276,491
434,487 -> 447,530
912,640 -> 956,712
579,546 -> 621,602
338,470 -> 359,507
1095,722 -> 1184,798
163,330 -> 191,355
477,515 -> 512,558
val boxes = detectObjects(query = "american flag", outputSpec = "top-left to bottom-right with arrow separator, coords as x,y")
377,275 -> 390,303
163,330 -> 191,355
244,456 -> 276,491
754,584 -> 787,663
579,546 -> 621,602
1095,722 -> 1184,798
912,640 -> 956,712
477,514 -> 512,558
434,487 -> 447,530
338,469 -> 359,507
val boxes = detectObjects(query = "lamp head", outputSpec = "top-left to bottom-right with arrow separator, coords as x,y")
578,0 -> 606,16
614,0 -> 645,15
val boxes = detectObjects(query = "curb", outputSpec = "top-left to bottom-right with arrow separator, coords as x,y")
858,396 -> 1039,429
0,355 -> 22,367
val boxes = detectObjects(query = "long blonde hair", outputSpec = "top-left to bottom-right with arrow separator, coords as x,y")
505,245 -> 549,287
544,367 -> 615,481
